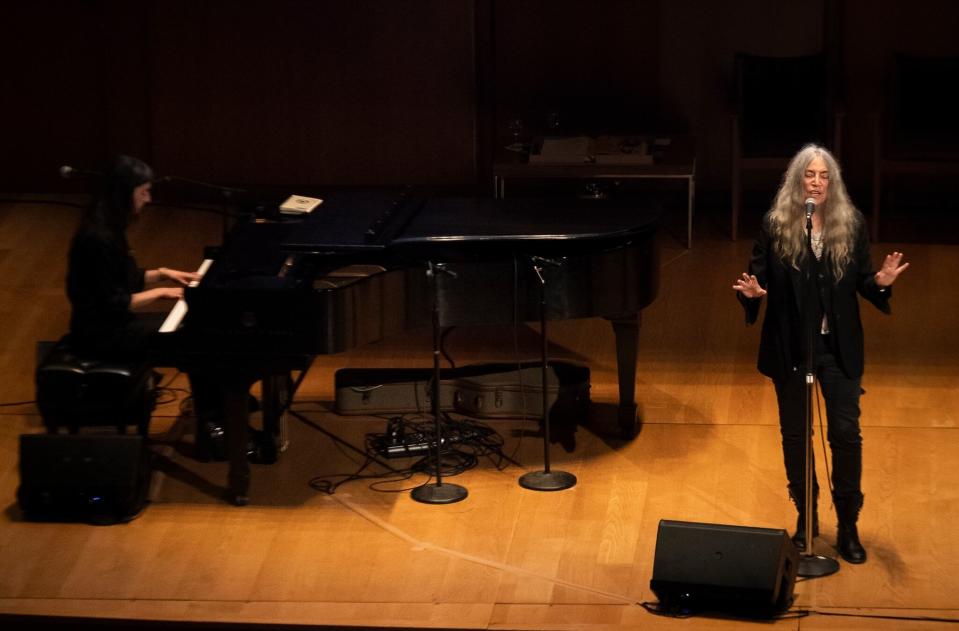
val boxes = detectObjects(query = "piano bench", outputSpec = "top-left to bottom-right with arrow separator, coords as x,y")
35,337 -> 156,436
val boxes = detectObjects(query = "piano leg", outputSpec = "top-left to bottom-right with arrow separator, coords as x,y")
222,376 -> 253,506
608,312 -> 641,439
260,364 -> 309,461
261,374 -> 291,444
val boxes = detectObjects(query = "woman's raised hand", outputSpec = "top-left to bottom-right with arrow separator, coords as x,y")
875,251 -> 909,288
733,273 -> 767,299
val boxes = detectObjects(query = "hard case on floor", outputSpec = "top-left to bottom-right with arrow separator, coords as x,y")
334,361 -> 590,422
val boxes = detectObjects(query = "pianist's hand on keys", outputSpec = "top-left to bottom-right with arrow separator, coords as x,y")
159,259 -> 213,333
160,268 -> 202,286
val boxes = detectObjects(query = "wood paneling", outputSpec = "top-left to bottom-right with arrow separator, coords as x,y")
5,1 -> 959,205
148,1 -> 477,189
0,2 -> 110,190
0,1 -> 479,192
493,0 -> 662,142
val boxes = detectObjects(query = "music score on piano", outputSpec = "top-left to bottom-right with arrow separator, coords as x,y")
158,259 -> 214,333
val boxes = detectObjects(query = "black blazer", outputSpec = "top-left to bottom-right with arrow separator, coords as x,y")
739,210 -> 891,381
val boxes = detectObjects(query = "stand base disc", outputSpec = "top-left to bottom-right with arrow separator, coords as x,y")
410,482 -> 468,504
798,553 -> 840,577
519,470 -> 577,491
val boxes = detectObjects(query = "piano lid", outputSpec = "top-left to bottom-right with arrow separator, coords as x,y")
281,189 -> 423,252
282,193 -> 660,259
396,197 -> 659,242
387,197 -> 661,259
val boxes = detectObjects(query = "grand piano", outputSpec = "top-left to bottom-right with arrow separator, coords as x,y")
171,190 -> 660,504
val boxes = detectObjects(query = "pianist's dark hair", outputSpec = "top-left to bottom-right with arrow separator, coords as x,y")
80,155 -> 154,238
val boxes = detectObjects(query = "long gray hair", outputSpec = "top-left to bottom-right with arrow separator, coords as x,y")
767,144 -> 859,280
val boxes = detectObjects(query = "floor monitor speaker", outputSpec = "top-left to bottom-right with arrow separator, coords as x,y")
17,433 -> 151,525
650,519 -> 798,617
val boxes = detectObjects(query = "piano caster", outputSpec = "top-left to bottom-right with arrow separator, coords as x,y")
618,403 -> 639,440
246,428 -> 278,465
195,420 -> 228,462
227,471 -> 251,506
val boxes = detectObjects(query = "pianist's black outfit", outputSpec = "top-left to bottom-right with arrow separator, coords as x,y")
738,210 -> 890,563
67,221 -> 161,359
66,156 -> 224,458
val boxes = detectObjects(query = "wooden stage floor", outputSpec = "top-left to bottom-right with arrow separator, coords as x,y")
1,198 -> 957,629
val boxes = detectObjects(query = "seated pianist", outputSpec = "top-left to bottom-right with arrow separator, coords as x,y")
65,154 -> 226,459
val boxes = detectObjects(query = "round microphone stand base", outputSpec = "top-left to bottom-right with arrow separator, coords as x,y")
411,482 -> 468,505
518,470 -> 577,492
798,554 -> 840,578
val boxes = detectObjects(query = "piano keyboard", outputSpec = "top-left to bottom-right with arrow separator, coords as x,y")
158,259 -> 214,333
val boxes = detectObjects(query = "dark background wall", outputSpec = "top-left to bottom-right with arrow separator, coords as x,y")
2,0 -> 958,204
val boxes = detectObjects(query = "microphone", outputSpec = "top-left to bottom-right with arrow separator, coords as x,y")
59,165 -> 102,179
805,197 -> 816,222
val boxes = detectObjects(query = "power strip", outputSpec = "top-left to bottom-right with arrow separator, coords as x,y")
372,427 -> 482,459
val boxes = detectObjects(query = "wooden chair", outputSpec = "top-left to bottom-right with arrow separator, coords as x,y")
730,52 -> 843,240
872,54 -> 959,241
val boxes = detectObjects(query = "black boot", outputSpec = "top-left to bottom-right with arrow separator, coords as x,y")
834,493 -> 867,563
788,485 -> 819,550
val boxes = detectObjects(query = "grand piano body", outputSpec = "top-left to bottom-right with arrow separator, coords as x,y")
176,191 -> 661,503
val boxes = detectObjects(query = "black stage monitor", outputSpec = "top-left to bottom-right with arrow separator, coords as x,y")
650,519 -> 798,617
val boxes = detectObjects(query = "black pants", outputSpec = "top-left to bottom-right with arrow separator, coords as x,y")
72,312 -> 223,427
773,334 -> 863,499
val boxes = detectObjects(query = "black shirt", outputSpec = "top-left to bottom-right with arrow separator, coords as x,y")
66,226 -> 146,356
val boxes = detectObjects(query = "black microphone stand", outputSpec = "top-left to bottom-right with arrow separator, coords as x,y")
518,256 -> 576,492
159,175 -> 249,240
411,262 -> 468,504
798,206 -> 840,578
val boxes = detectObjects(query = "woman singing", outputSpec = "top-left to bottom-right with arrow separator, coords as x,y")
733,144 -> 909,563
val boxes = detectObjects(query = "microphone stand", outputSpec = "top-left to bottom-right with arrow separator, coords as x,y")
159,175 -> 248,240
798,207 -> 840,578
518,256 -> 576,492
411,262 -> 468,504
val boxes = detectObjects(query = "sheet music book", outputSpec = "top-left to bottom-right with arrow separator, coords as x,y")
280,195 -> 323,215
